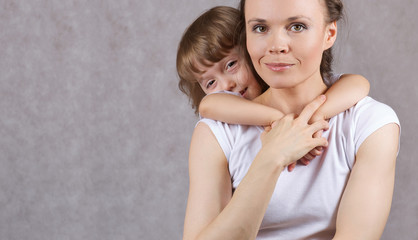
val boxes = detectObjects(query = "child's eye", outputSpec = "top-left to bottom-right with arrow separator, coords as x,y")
252,25 -> 267,33
289,23 -> 307,32
226,60 -> 237,70
206,80 -> 216,89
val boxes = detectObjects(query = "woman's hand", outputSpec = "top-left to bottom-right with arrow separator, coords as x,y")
262,125 -> 318,172
260,95 -> 330,170
296,110 -> 332,168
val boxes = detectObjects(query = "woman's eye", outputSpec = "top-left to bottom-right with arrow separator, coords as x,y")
206,80 -> 215,89
253,25 -> 267,33
226,60 -> 237,70
290,24 -> 306,32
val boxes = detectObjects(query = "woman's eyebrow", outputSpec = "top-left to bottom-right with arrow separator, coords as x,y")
247,18 -> 266,24
287,15 -> 312,22
247,16 -> 312,24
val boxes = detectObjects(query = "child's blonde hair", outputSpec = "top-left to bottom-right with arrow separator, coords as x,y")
176,6 -> 246,115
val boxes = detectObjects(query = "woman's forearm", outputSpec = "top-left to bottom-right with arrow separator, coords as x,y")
197,156 -> 283,240
184,123 -> 284,240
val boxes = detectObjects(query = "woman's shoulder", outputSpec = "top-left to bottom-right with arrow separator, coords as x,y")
328,96 -> 400,162
197,118 -> 263,139
333,96 -> 400,131
344,97 -> 399,152
197,118 -> 263,161
349,96 -> 398,122
331,96 -> 398,123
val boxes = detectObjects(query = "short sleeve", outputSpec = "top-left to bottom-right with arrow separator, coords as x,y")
197,119 -> 236,161
351,97 -> 400,154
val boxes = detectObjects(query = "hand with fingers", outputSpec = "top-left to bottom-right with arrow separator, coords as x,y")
260,95 -> 330,172
293,106 -> 332,170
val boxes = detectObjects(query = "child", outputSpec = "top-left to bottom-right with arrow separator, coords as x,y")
177,6 -> 267,115
177,6 -> 369,170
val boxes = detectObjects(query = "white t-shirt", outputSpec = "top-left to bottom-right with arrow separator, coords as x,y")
199,96 -> 400,239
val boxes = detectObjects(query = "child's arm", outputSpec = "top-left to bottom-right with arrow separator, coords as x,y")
199,92 -> 284,126
301,74 -> 370,168
312,74 -> 370,122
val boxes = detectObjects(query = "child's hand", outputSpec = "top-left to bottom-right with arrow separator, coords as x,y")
298,131 -> 324,165
294,124 -> 327,169
288,143 -> 323,172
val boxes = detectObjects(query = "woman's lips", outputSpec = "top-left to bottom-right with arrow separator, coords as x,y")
265,63 -> 294,72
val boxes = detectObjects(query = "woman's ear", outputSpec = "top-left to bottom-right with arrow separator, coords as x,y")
324,21 -> 337,50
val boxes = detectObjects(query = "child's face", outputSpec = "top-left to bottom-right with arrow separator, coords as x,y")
195,47 -> 262,100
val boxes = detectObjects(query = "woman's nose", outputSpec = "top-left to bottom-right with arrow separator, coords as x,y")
269,30 -> 289,54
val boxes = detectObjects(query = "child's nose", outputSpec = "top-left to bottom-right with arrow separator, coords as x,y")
223,79 -> 237,92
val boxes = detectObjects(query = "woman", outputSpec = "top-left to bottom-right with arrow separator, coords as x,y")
176,6 -> 370,170
183,0 -> 400,239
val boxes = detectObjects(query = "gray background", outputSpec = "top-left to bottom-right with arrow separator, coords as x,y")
0,0 -> 416,239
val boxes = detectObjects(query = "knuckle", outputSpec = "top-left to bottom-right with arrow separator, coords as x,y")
284,114 -> 294,121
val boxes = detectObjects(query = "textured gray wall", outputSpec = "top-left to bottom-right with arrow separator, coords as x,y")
0,0 -> 416,239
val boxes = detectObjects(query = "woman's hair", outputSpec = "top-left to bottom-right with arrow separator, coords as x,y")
176,6 -> 242,115
238,0 -> 344,81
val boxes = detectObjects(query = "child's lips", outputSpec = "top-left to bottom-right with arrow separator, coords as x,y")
239,87 -> 248,97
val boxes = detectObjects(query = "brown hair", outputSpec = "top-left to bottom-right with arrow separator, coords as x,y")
238,0 -> 344,82
176,6 -> 242,115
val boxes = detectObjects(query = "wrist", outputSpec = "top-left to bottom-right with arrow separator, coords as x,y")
255,148 -> 286,175
270,111 -> 284,126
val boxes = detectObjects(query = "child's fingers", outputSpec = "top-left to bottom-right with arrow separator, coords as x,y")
313,129 -> 323,139
304,153 -> 315,161
287,162 -> 296,172
264,125 -> 272,132
300,158 -> 311,165
309,148 -> 323,156
309,120 -> 329,136
312,137 -> 329,148
309,147 -> 322,156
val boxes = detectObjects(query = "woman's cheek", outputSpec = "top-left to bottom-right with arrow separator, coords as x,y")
247,36 -> 263,62
289,38 -> 314,70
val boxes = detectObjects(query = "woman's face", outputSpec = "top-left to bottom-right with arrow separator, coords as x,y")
245,0 -> 336,89
195,47 -> 262,100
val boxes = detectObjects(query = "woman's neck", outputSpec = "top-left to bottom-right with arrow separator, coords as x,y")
257,73 -> 328,115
